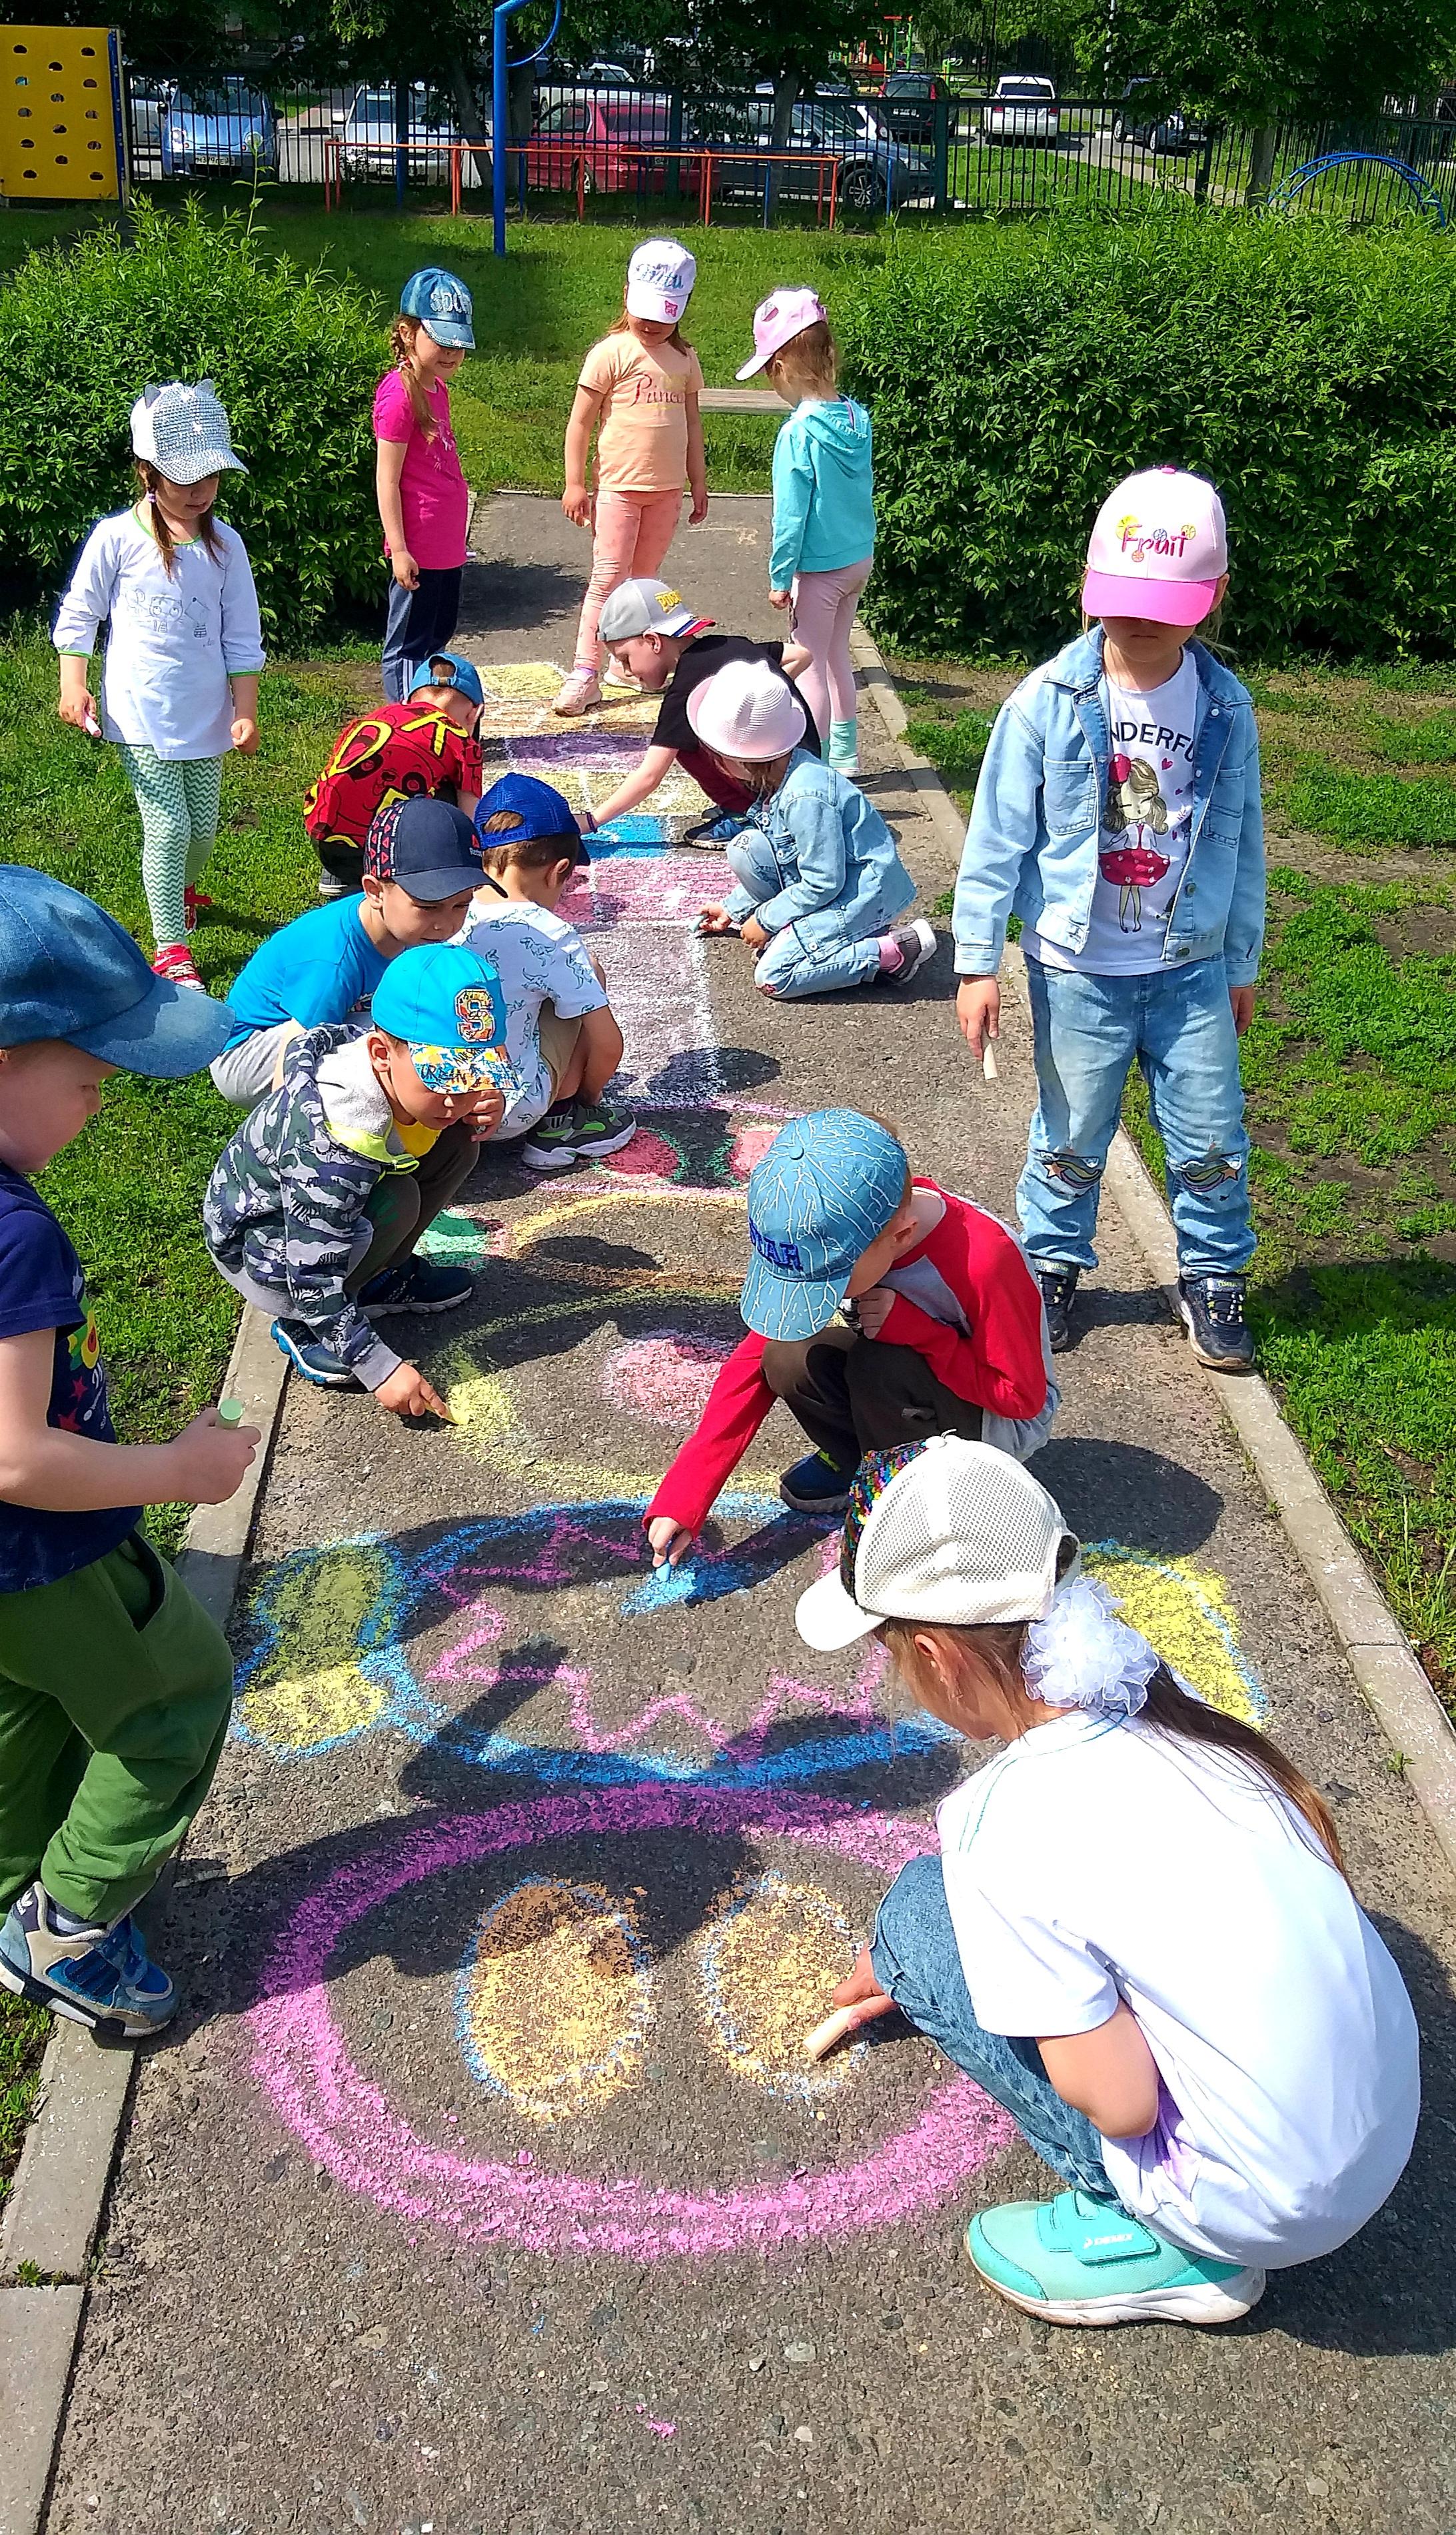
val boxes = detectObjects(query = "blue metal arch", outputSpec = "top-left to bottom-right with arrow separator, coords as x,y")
1265,150 -> 1447,229
493,0 -> 562,254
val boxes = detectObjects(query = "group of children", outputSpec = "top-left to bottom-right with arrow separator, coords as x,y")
0,237 -> 1419,2339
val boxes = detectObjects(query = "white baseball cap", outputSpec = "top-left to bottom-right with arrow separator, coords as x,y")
1082,465 -> 1228,629
130,381 -> 245,485
736,286 -> 829,379
795,1436 -> 1080,1653
625,238 -> 697,325
598,578 -> 713,644
685,657 -> 806,760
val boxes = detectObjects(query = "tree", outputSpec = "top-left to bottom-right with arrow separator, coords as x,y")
1099,0 -> 1456,126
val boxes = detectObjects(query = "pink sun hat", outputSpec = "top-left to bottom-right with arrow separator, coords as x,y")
1082,465 -> 1228,629
736,287 -> 828,381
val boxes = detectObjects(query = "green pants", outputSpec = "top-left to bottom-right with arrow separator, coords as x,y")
0,1535 -> 235,1927
116,743 -> 224,953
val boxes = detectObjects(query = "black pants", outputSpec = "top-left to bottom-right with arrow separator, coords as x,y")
381,566 -> 464,704
760,1323 -> 983,1471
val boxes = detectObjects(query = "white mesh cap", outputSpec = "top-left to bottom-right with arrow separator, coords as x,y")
130,381 -> 245,485
795,1436 -> 1078,1653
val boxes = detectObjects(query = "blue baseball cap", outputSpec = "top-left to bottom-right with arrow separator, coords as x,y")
363,796 -> 483,900
0,864 -> 233,1077
741,1110 -> 908,1341
371,942 -> 509,1094
407,648 -> 484,708
474,772 -> 590,862
400,267 -> 474,350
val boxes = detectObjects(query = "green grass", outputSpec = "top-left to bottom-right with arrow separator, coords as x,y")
904,706 -> 992,786
1366,706 -> 1456,764
1281,759 -> 1456,850
0,1993 -> 49,2211
0,627 -> 378,1555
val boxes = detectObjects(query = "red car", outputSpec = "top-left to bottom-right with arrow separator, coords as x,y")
524,95 -> 679,193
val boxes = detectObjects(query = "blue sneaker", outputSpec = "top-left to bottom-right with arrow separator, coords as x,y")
358,1257 -> 474,1315
778,1449 -> 856,1514
966,2190 -> 1265,2328
683,812 -> 748,847
1178,1274 -> 1255,1371
269,1319 -> 363,1389
0,1885 -> 177,2037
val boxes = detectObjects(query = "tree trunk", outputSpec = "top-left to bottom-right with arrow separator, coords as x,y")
1244,121 -> 1277,204
447,51 -> 490,194
767,66 -> 799,221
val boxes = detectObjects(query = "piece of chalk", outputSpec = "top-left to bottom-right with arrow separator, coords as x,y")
982,1044 -> 1000,1082
804,2006 -> 858,2063
217,1397 -> 245,1427
83,713 -> 102,738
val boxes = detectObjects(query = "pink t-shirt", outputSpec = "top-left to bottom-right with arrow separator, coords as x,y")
372,369 -> 469,573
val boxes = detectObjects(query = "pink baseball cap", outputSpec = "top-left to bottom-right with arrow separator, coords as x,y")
1082,466 -> 1228,629
736,287 -> 829,381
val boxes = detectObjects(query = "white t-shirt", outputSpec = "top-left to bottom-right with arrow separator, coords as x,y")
53,506 -> 265,760
936,1709 -> 1419,2268
1025,652 -> 1198,976
458,897 -> 608,1136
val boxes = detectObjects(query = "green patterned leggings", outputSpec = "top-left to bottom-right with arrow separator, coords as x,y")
117,745 -> 224,952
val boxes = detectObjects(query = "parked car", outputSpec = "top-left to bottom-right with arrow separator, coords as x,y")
1111,79 -> 1196,152
522,95 -> 683,194
159,80 -> 275,175
340,83 -> 482,183
127,74 -> 173,161
982,75 -> 1059,145
878,70 -> 951,143
706,95 -> 932,210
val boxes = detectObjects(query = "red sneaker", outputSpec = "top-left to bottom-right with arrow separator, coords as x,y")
182,887 -> 213,934
151,943 -> 206,992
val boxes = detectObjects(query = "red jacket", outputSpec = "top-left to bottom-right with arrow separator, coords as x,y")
644,1180 -> 1053,1537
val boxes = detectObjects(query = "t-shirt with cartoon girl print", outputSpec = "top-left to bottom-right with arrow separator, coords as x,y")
1026,652 -> 1199,977
0,1164 -> 138,1592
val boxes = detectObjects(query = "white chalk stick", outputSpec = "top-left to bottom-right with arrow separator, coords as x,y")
804,2006 -> 858,2063
982,1044 -> 1000,1083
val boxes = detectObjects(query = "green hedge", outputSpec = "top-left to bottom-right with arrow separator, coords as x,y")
841,213 -> 1456,662
0,203 -> 383,650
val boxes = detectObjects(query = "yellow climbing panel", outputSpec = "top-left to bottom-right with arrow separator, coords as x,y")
0,25 -> 125,200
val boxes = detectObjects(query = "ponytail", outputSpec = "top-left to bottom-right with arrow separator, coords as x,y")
133,462 -> 223,580
390,315 -> 438,442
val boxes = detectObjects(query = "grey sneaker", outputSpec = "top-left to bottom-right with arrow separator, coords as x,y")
878,918 -> 937,984
0,1884 -> 177,2037
522,1096 -> 638,1171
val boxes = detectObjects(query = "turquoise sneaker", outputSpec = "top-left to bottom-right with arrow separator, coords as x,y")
966,2189 -> 1265,2328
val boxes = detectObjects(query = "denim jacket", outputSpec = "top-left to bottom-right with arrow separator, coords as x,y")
952,629 -> 1265,988
726,748 -> 914,941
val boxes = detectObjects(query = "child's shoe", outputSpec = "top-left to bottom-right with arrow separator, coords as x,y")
269,1318 -> 364,1388
828,717 -> 860,775
778,1449 -> 856,1513
0,1884 -> 177,2037
552,669 -> 603,718
876,920 -> 937,985
1037,1264 -> 1080,1353
182,886 -> 213,934
966,2189 -> 1265,2328
317,872 -> 351,901
1178,1274 -> 1255,1371
359,1258 -> 474,1314
682,812 -> 749,848
151,942 -> 205,992
521,1096 -> 638,1171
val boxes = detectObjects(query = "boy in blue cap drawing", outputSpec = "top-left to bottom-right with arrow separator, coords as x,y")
0,870 -> 259,2035
646,1109 -> 1057,1564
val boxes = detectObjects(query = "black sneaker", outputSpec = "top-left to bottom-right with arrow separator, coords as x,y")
358,1258 -> 473,1315
682,812 -> 749,848
1178,1274 -> 1255,1371
1036,1265 -> 1080,1354
778,1450 -> 856,1513
522,1096 -> 638,1172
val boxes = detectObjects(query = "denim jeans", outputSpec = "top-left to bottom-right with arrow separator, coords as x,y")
870,1854 -> 1123,2203
1017,954 -> 1254,1279
726,832 -> 883,998
381,566 -> 463,704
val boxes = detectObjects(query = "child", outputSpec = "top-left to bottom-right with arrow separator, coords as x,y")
0,868 -> 259,2035
737,288 -> 875,775
590,576 -> 817,844
464,774 -> 636,1171
305,649 -> 485,899
55,381 -> 265,992
210,796 -> 484,1107
691,660 -> 934,998
204,941 -> 507,1401
797,1436 -> 1419,2329
953,465 -> 1263,1369
646,1110 -> 1054,1563
554,239 -> 708,719
374,269 -> 474,703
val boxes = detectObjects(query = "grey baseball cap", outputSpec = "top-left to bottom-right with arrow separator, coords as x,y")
598,578 -> 713,644
130,381 -> 246,485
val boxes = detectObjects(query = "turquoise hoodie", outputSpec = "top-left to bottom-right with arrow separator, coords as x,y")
769,395 -> 876,589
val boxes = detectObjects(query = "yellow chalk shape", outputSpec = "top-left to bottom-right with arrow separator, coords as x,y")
461,1879 -> 653,2124
478,662 -> 569,703
239,1544 -> 391,1750
1086,1548 -> 1263,1724
698,1874 -> 864,2102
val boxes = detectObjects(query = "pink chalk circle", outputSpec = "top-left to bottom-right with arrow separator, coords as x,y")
728,1125 -> 780,1181
249,1785 -> 1014,2261
596,1129 -> 680,1181
600,1332 -> 733,1428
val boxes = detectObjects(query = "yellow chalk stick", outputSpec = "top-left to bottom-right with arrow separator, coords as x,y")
804,2006 -> 858,2063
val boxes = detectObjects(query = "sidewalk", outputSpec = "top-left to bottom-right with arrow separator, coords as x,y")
41,497 -> 1456,2535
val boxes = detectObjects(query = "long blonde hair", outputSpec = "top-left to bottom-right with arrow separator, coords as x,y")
768,317 -> 840,399
390,314 -> 440,441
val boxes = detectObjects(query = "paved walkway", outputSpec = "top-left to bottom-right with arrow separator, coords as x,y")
45,499 -> 1456,2535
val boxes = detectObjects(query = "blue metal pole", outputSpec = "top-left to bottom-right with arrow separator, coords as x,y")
494,0 -> 564,255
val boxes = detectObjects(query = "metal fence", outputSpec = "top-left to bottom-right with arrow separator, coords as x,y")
121,71 -> 1456,229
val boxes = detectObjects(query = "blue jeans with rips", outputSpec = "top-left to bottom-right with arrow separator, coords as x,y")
1016,954 -> 1254,1280
870,1853 -> 1123,2202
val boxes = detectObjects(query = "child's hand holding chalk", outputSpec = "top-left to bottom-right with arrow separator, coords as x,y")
217,1396 -> 245,1428
804,1944 -> 898,2061
982,1042 -> 999,1083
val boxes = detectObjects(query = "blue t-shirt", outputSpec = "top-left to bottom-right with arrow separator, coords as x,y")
0,1166 -> 139,1593
222,895 -> 390,1052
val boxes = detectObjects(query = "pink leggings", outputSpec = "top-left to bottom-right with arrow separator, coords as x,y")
574,486 -> 683,671
792,554 -> 874,734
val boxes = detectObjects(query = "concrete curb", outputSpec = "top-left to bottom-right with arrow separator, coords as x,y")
0,1307 -> 288,2535
852,620 -> 1456,1883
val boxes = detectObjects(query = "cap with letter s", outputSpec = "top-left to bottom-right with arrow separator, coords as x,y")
400,266 -> 475,350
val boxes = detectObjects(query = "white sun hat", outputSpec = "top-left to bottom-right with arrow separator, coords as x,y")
685,656 -> 807,760
130,381 -> 246,484
796,1435 -> 1079,1653
625,237 -> 697,324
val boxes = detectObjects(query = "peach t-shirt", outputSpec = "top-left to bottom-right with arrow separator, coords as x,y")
578,331 -> 704,494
